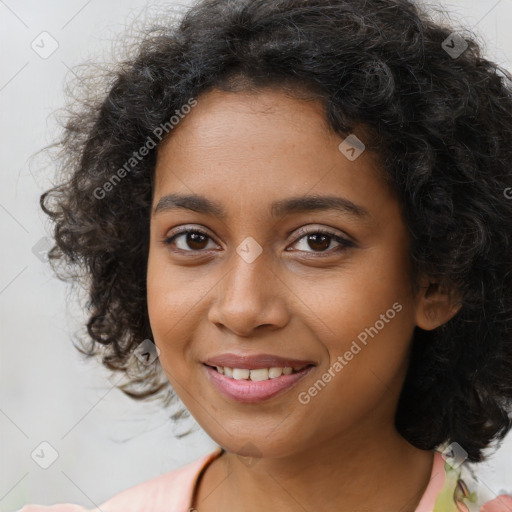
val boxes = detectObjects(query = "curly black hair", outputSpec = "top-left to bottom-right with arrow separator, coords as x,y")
40,0 -> 512,462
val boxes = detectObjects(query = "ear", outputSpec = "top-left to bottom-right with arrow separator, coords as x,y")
415,275 -> 463,330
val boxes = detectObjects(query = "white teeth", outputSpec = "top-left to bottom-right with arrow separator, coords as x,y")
249,368 -> 269,381
269,367 -> 283,378
214,365 -> 307,380
232,368 -> 250,380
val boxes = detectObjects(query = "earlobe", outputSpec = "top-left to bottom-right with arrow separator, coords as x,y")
415,277 -> 463,331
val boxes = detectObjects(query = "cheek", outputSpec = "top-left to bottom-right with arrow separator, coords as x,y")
146,251 -> 190,366
146,249 -> 218,379
302,247 -> 414,403
146,253 -> 169,338
147,247 -> 195,331
147,244 -> 221,313
306,255 -> 412,351
294,308 -> 412,439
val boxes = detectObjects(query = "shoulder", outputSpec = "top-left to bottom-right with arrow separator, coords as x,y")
17,448 -> 224,512
17,506 -> 91,512
97,448 -> 223,512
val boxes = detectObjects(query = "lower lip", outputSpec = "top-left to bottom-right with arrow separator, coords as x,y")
203,364 -> 314,403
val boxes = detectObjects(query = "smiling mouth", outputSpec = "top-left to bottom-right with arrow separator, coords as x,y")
203,362 -> 315,403
203,363 -> 313,382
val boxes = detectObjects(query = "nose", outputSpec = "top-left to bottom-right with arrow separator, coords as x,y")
207,244 -> 289,337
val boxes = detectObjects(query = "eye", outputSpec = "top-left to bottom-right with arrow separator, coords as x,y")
163,227 -> 218,252
288,227 -> 355,255
162,226 -> 355,255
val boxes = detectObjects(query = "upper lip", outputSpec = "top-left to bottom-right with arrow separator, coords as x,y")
203,353 -> 316,370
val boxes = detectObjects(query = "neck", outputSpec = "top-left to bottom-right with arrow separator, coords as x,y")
195,424 -> 434,512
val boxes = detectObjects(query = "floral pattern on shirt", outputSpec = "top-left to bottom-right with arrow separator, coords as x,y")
432,455 -> 512,512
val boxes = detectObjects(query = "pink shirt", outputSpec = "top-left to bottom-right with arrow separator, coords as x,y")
18,447 -> 512,512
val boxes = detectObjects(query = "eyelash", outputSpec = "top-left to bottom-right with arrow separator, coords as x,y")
162,226 -> 355,256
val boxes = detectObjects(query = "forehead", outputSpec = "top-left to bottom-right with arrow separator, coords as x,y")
152,88 -> 394,219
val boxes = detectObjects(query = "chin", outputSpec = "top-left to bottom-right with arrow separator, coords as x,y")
206,427 -> 308,460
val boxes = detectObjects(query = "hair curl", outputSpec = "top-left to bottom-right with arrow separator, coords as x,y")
40,0 -> 512,461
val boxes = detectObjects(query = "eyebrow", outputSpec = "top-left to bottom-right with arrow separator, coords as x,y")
152,193 -> 372,221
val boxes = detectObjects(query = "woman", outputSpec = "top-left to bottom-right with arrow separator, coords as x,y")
20,0 -> 512,510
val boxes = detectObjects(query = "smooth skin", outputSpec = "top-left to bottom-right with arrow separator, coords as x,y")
146,87 -> 462,512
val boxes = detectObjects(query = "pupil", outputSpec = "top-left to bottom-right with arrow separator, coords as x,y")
308,234 -> 330,251
188,232 -> 207,250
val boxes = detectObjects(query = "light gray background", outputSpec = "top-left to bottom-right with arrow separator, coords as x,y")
1,1 -> 511,510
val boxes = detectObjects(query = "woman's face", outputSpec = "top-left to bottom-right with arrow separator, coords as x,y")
147,87 -> 429,458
